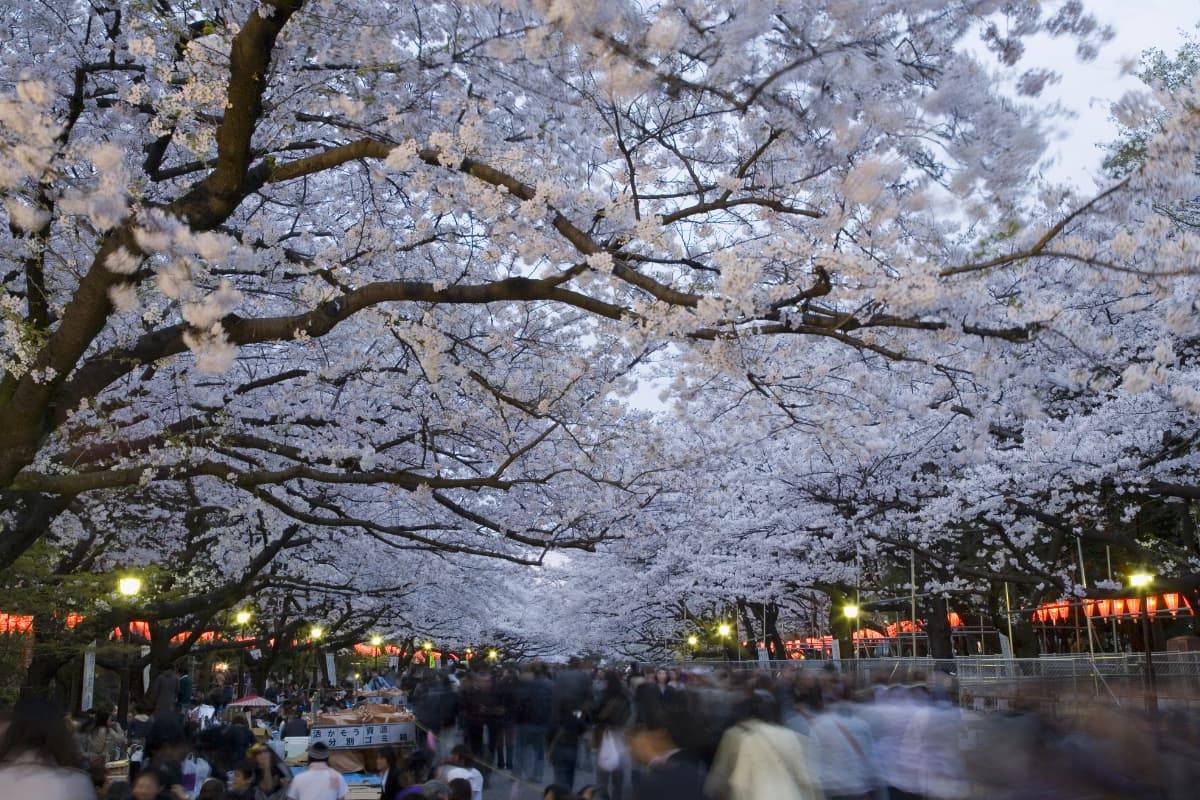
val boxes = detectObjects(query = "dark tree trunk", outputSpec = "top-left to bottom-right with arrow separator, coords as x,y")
736,598 -> 757,654
926,594 -> 954,661
764,602 -> 786,660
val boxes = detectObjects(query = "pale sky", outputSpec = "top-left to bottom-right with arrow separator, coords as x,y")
1035,1 -> 1197,189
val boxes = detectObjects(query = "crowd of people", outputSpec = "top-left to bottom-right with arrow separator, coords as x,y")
4,657 -> 1200,799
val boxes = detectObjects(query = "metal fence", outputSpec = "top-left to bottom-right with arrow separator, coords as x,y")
683,653 -> 1200,708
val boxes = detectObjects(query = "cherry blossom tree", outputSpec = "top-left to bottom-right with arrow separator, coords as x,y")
6,0 -> 1188,667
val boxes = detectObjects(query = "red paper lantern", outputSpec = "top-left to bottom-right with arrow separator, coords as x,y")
1126,598 -> 1141,615
1164,593 -> 1180,616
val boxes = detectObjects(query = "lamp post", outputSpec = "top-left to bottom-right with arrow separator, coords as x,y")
717,622 -> 732,661
843,605 -> 860,659
234,610 -> 252,697
116,576 -> 141,726
1129,572 -> 1156,713
370,635 -> 383,673
310,626 -> 324,690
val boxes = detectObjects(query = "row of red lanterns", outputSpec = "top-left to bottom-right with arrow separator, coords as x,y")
1033,593 -> 1193,624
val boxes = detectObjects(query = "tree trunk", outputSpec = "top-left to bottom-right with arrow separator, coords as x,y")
926,594 -> 954,662
736,598 -> 757,654
764,602 -> 787,660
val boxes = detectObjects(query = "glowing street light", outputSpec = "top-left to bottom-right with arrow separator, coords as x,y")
487,649 -> 498,661
843,605 -> 859,619
1129,573 -> 1154,589
370,635 -> 383,647
687,634 -> 699,647
310,625 -> 324,640
117,576 -> 142,597
717,622 -> 732,638
423,640 -> 433,651
1128,572 -> 1158,712
214,662 -> 229,673
234,609 -> 252,626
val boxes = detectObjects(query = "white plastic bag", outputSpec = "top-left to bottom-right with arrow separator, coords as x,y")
597,729 -> 621,772
181,754 -> 211,799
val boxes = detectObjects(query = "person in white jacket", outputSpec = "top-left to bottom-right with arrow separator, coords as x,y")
705,691 -> 823,800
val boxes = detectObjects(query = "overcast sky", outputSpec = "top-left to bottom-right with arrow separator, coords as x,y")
1036,1 -> 1197,189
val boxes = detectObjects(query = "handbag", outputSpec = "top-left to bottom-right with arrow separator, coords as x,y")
597,729 -> 621,772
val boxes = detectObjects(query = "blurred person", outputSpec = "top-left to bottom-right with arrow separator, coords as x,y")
196,778 -> 224,800
592,671 -> 631,800
807,693 -> 879,800
447,777 -> 471,800
421,780 -> 452,800
285,742 -> 346,800
150,665 -> 181,719
392,751 -> 431,800
132,764 -> 187,800
84,707 -> 128,765
627,694 -> 705,800
106,781 -> 134,800
489,667 -> 518,770
705,689 -> 820,800
549,699 -> 587,791
0,697 -> 95,799
280,707 -> 308,739
376,747 -> 403,800
227,716 -> 256,763
225,760 -> 259,800
439,745 -> 482,800
515,663 -> 554,783
457,673 -> 489,764
249,743 -> 288,799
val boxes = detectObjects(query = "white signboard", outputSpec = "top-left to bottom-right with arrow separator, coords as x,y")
309,722 -> 415,749
81,641 -> 97,711
324,653 -> 337,686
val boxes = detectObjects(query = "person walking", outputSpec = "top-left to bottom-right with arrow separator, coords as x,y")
592,671 -> 631,800
150,665 -> 181,719
705,691 -> 821,800
548,702 -> 586,792
515,664 -> 554,783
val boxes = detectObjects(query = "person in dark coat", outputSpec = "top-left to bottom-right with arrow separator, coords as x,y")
149,665 -> 180,718
628,694 -> 706,800
548,703 -> 586,791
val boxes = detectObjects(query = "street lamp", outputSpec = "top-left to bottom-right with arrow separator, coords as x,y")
370,635 -> 383,671
844,605 -> 860,659
717,623 -> 732,638
310,626 -> 324,640
487,648 -> 498,661
687,634 -> 699,648
234,609 -> 252,697
1130,573 -> 1154,589
115,576 -> 141,726
1130,572 -> 1157,712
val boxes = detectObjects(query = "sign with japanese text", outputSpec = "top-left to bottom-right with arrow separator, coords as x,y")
309,722 -> 415,749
